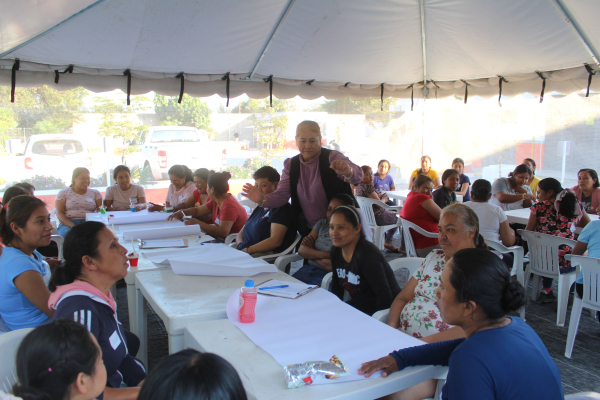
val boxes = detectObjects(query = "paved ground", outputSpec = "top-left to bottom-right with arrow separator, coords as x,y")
116,240 -> 600,395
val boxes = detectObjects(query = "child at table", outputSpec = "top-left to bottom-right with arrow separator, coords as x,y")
374,159 -> 395,191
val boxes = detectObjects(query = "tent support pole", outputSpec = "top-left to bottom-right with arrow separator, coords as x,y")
552,0 -> 600,67
249,0 -> 297,80
419,0 -> 428,97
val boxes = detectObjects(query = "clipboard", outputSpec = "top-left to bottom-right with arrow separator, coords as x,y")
256,279 -> 319,299
139,239 -> 188,249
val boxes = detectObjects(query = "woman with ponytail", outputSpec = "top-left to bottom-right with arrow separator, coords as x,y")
329,206 -> 400,316
148,165 -> 195,211
8,319 -> 106,400
360,248 -> 564,400
0,195 -> 55,331
48,221 -> 145,399
526,178 -> 591,302
169,172 -> 248,239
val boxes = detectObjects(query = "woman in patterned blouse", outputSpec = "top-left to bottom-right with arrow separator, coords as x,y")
525,178 -> 590,303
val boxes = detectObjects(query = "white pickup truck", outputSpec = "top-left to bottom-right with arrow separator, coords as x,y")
131,126 -> 226,180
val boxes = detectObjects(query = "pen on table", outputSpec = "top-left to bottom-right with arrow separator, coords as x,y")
259,285 -> 289,290
196,234 -> 203,242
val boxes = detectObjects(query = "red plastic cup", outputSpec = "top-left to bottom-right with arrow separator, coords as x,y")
128,256 -> 139,267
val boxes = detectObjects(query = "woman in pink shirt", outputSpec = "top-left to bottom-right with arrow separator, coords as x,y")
55,168 -> 102,237
241,120 -> 363,235
148,165 -> 196,211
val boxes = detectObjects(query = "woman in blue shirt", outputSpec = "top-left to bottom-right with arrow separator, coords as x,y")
359,248 -> 564,400
0,195 -> 55,330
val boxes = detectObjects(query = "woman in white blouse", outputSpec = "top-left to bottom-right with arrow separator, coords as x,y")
148,165 -> 196,211
104,165 -> 146,211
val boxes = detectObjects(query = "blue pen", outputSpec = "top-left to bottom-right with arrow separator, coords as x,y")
259,285 -> 289,290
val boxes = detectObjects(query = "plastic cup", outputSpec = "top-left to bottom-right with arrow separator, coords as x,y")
130,206 -> 136,212
165,207 -> 173,213
128,255 -> 139,267
99,207 -> 106,215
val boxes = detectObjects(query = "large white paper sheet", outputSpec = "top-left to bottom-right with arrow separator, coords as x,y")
117,221 -> 184,234
226,289 -> 425,385
107,210 -> 170,225
122,225 -> 200,241
143,244 -> 277,276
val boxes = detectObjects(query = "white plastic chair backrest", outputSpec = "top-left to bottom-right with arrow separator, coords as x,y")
519,230 -> 576,275
50,234 -> 64,259
564,392 -> 600,399
0,328 -> 33,394
486,240 -> 524,278
566,255 -> 600,309
224,233 -> 237,246
372,309 -> 389,323
321,272 -> 350,301
239,199 -> 257,214
400,218 -> 438,258
355,197 -> 378,227
258,233 -> 302,262
388,258 -> 425,289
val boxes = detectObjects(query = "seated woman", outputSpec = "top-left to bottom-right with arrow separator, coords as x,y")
104,165 -> 146,211
571,168 -> 600,214
293,194 -> 355,286
360,249 -> 564,400
49,222 -> 146,399
173,168 -> 214,221
235,166 -> 296,257
464,179 -> 515,246
400,175 -> 441,257
329,206 -> 400,315
432,169 -> 459,209
523,158 -> 541,196
526,178 -> 590,303
55,167 -> 102,237
373,159 -> 396,191
410,155 -> 441,189
0,196 -> 55,330
137,349 -> 246,400
13,182 -> 35,196
355,165 -> 400,252
148,165 -> 196,211
11,319 -> 106,400
451,158 -> 470,202
489,164 -> 536,211
169,172 -> 248,239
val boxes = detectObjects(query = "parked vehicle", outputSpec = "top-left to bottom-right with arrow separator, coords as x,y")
131,126 -> 226,180
20,134 -> 92,183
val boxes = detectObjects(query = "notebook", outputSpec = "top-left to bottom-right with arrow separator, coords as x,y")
256,279 -> 319,299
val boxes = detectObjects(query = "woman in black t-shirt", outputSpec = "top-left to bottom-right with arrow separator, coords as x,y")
329,206 -> 400,315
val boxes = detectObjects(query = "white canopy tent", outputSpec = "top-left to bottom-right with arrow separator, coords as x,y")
0,0 -> 599,102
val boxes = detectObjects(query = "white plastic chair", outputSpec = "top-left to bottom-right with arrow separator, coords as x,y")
0,328 -> 33,393
487,240 -> 526,320
50,234 -> 64,259
239,199 -> 257,215
225,233 -> 301,264
274,253 -> 303,274
355,197 -> 401,250
565,392 -> 600,399
400,218 -> 439,258
372,257 -> 425,323
519,230 -> 577,326
564,255 -> 600,358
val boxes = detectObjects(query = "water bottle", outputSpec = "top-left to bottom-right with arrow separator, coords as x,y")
238,280 -> 257,323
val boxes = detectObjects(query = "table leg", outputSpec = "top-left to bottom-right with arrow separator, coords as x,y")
168,334 -> 184,355
136,287 -> 148,367
127,283 -> 137,335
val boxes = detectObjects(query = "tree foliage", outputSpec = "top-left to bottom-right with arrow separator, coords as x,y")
236,97 -> 296,113
154,94 -> 211,132
0,86 -> 88,133
309,97 -> 397,126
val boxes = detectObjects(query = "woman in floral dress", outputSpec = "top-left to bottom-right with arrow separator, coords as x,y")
385,203 -> 489,400
525,178 -> 590,303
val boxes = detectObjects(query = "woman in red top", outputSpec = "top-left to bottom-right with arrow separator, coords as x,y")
169,172 -> 248,239
173,168 -> 214,222
400,175 -> 442,257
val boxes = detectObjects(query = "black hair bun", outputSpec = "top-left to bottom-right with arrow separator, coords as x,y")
222,171 -> 232,181
501,281 -> 526,312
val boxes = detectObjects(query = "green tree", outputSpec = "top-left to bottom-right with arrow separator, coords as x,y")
242,98 -> 291,163
154,94 -> 211,133
309,97 -> 397,126
237,97 -> 296,113
93,94 -> 150,164
0,86 -> 88,133
0,108 -> 17,146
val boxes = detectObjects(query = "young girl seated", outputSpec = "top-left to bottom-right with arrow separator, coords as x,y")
11,319 -> 106,400
137,349 -> 247,400
293,194 -> 355,285
329,206 -> 400,315
432,169 -> 460,209
0,196 -> 55,331
49,222 -> 146,399
373,159 -> 395,192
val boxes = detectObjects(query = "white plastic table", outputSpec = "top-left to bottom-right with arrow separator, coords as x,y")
184,319 -> 445,400
135,269 -> 300,366
505,208 -> 598,234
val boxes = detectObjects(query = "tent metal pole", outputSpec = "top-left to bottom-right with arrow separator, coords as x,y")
419,0 -> 428,97
552,0 -> 600,67
249,0 -> 297,80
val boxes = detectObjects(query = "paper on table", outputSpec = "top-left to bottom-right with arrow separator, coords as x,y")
118,221 -> 184,234
257,279 -> 318,299
107,209 -> 169,225
140,239 -> 187,249
144,244 -> 277,276
123,225 -> 200,241
226,289 -> 425,385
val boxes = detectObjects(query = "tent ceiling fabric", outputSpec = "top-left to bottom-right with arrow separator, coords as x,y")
0,0 -> 599,100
